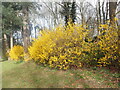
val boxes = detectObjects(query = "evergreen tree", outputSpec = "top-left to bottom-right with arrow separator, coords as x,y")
60,1 -> 76,26
2,2 -> 22,60
71,1 -> 76,23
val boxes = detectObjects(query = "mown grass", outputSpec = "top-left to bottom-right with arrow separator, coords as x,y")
2,60 -> 119,88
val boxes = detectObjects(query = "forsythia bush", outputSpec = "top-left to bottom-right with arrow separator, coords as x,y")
9,45 -> 24,60
87,22 -> 119,67
28,22 -> 119,69
96,23 -> 119,67
29,23 -> 90,69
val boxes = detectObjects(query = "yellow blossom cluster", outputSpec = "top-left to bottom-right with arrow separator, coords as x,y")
9,21 -> 119,69
9,45 -> 24,60
96,23 -> 119,67
28,22 -> 119,69
28,23 -> 90,69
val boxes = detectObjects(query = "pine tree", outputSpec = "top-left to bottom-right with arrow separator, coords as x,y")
71,1 -> 76,23
2,2 -> 22,60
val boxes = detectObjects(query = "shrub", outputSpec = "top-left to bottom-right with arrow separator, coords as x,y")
96,23 -> 119,67
9,45 -> 24,60
29,23 -> 90,69
28,22 -> 119,69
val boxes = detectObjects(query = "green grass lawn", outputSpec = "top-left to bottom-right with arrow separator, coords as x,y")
2,60 -> 120,88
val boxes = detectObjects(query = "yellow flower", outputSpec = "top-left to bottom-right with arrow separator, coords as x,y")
9,45 -> 24,60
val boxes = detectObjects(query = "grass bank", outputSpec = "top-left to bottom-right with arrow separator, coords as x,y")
2,60 -> 119,88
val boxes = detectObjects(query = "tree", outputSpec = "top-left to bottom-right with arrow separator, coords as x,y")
62,2 -> 71,26
98,0 -> 101,24
102,1 -> 105,24
2,2 -> 22,60
59,0 -> 77,26
22,4 -> 30,53
70,1 -> 76,23
11,2 -> 37,53
109,1 -> 117,24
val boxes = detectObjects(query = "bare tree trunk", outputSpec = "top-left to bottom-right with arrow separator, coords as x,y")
10,32 -> 13,49
96,7 -> 100,35
96,1 -> 100,35
2,33 -> 9,60
109,1 -> 117,24
98,0 -> 101,24
105,1 -> 109,22
22,5 -> 30,53
102,2 -> 105,24
54,3 -> 57,26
